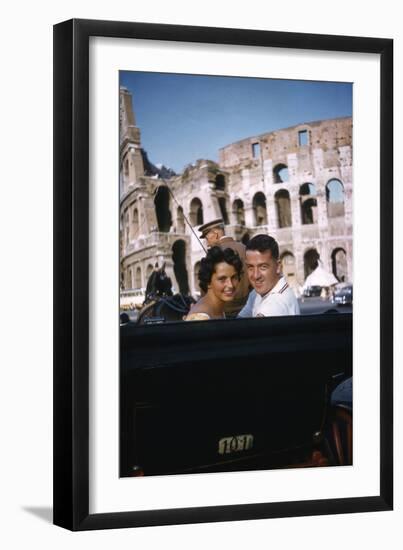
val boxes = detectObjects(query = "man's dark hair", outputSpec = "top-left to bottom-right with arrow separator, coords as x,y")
198,246 -> 243,293
245,234 -> 279,260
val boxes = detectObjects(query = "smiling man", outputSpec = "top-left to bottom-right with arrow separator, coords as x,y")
244,234 -> 300,317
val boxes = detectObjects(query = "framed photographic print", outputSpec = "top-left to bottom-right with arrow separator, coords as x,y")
53,19 -> 393,530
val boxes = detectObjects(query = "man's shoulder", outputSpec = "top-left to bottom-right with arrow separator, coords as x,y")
255,285 -> 300,316
279,286 -> 300,314
254,297 -> 286,317
276,283 -> 299,303
261,292 -> 289,309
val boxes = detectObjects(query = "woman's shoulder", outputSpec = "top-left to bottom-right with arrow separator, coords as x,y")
184,312 -> 211,321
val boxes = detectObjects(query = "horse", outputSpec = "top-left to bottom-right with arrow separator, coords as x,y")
136,293 -> 196,325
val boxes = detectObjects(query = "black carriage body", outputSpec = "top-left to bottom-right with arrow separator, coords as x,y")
120,314 -> 352,477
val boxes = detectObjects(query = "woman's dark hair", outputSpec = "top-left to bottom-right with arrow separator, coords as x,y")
198,246 -> 243,293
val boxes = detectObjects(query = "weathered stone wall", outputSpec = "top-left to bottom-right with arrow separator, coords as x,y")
120,86 -> 353,297
218,118 -> 352,169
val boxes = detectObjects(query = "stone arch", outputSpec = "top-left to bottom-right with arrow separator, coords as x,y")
119,171 -> 124,196
215,173 -> 226,191
135,266 -> 142,289
154,186 -> 172,232
132,207 -> 139,238
252,192 -> 268,226
273,163 -> 289,183
300,183 -> 318,225
193,261 -> 201,293
304,248 -> 320,279
122,155 -> 131,193
189,197 -> 204,226
172,239 -> 190,295
126,267 -> 133,290
275,189 -> 292,228
124,210 -> 130,246
123,156 -> 129,178
331,247 -> 348,282
280,251 -> 297,287
232,198 -> 245,225
326,179 -> 345,217
218,197 -> 229,224
177,206 -> 185,233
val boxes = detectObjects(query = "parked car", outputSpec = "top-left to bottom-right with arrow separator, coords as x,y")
303,285 -> 323,298
331,283 -> 353,306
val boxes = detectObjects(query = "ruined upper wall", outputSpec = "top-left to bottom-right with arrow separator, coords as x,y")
120,87 -> 142,149
218,117 -> 352,169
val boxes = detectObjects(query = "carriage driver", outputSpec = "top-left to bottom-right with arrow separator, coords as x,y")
239,234 -> 300,317
198,219 -> 250,317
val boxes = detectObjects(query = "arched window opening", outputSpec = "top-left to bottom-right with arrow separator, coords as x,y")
189,198 -> 204,226
172,240 -> 190,295
331,248 -> 348,282
124,158 -> 129,177
215,174 -> 225,191
177,206 -> 185,233
132,207 -> 139,238
252,192 -> 268,226
119,172 -> 124,196
300,182 -> 316,195
232,199 -> 245,225
252,142 -> 260,158
125,268 -> 132,290
124,211 -> 130,246
273,164 -> 289,183
281,251 -> 296,287
275,189 -> 292,228
304,248 -> 320,280
154,186 -> 172,232
120,216 -> 124,256
193,261 -> 201,294
218,197 -> 229,224
326,179 -> 345,217
300,183 -> 318,225
135,266 -> 142,289
298,129 -> 309,146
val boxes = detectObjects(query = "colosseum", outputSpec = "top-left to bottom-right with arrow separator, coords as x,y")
119,86 -> 352,302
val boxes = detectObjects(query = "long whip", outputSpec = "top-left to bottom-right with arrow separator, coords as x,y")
156,182 -> 207,254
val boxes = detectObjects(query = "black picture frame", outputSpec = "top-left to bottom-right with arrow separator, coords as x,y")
53,18 -> 393,531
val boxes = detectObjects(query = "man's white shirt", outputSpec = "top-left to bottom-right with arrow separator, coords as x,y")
252,276 -> 300,317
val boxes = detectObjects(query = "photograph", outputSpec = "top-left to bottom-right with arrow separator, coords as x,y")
1,0 -> 397,540
119,71 -> 353,478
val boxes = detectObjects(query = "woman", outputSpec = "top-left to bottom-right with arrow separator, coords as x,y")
185,246 -> 242,321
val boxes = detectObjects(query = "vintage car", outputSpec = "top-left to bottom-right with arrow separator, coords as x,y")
120,313 -> 352,477
302,285 -> 323,298
331,283 -> 353,306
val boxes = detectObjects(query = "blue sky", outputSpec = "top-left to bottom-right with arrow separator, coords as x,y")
120,71 -> 352,174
